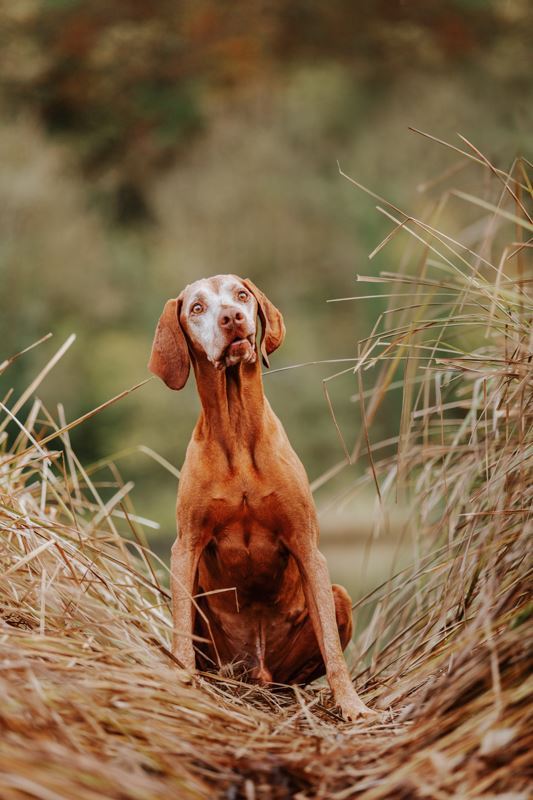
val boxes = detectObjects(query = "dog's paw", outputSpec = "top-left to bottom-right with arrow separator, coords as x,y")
171,649 -> 196,674
338,693 -> 378,722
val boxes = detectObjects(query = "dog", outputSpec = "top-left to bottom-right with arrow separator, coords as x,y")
149,274 -> 373,719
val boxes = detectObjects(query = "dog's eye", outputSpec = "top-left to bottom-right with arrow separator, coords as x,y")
191,303 -> 204,314
237,290 -> 249,301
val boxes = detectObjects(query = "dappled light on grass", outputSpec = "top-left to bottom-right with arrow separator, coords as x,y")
1,134 -> 531,798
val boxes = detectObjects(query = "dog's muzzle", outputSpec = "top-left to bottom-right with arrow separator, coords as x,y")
216,334 -> 256,369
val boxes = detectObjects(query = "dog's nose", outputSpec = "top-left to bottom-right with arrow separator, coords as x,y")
219,308 -> 245,328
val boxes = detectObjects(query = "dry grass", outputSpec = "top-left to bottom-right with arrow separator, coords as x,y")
1,134 -> 531,799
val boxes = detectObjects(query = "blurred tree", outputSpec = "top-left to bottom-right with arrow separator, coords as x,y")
0,0 -> 529,222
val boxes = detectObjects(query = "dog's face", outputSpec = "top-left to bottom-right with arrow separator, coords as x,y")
149,275 -> 285,390
180,275 -> 258,370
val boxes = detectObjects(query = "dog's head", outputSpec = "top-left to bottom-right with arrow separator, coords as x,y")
148,275 -> 285,389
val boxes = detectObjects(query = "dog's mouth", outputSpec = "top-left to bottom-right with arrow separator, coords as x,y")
216,334 -> 256,369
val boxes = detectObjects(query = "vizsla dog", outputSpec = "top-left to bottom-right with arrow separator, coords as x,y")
149,275 -> 372,719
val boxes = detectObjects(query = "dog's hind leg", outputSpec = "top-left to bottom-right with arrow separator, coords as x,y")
272,584 -> 353,685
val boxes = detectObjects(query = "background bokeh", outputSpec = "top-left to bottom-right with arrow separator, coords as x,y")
1,1 -> 531,597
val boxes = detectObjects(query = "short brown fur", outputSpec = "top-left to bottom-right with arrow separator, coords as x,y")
149,275 -> 373,719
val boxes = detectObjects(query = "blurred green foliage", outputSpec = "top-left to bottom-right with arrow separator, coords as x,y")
0,0 -> 531,552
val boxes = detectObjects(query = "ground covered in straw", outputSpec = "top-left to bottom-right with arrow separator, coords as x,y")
1,138 -> 531,798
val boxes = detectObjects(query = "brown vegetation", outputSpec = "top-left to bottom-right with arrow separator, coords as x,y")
0,136 -> 531,798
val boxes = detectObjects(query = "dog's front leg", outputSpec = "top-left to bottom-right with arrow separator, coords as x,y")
170,535 -> 201,672
293,543 -> 374,720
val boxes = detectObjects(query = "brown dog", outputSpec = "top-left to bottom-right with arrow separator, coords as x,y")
149,275 -> 372,719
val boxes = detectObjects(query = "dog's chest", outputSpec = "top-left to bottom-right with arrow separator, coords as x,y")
198,491 -> 292,594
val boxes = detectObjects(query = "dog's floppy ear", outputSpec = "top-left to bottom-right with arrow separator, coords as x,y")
148,297 -> 190,390
242,278 -> 285,368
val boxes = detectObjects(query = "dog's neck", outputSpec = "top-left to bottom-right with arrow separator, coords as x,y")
191,353 -> 268,452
